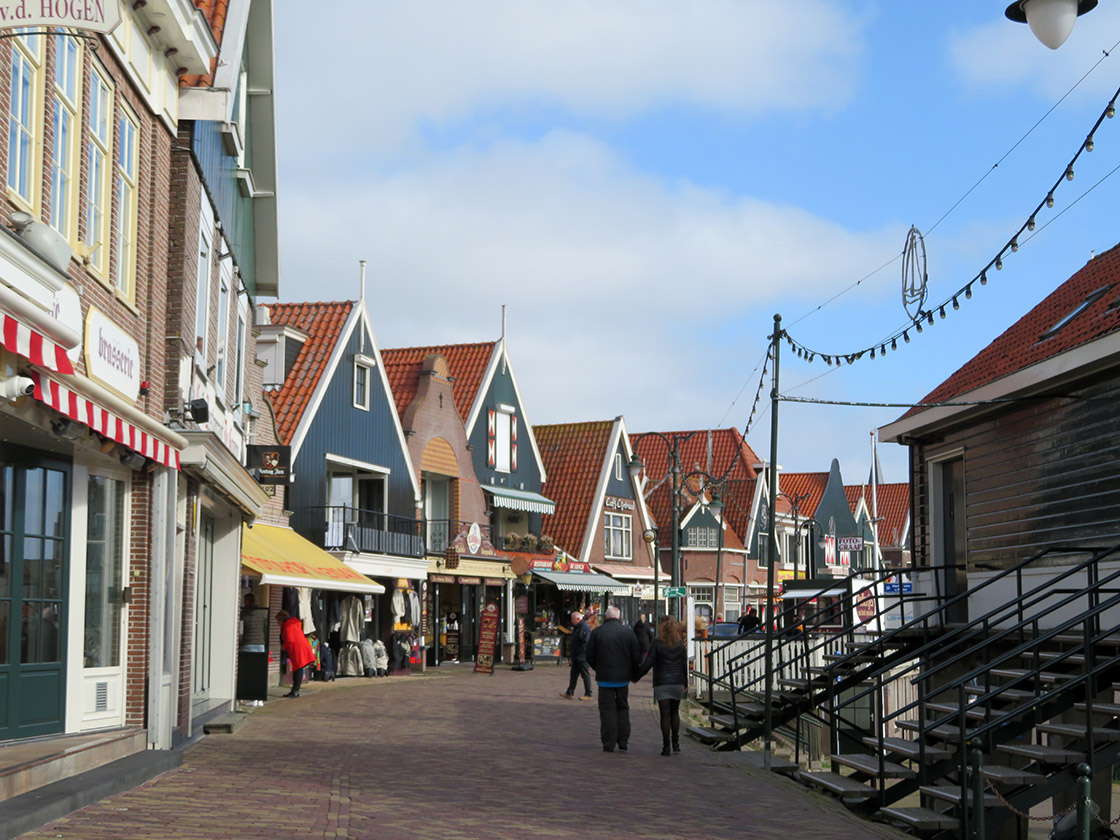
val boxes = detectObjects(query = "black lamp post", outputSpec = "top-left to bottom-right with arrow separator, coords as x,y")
776,490 -> 809,581
643,527 -> 660,622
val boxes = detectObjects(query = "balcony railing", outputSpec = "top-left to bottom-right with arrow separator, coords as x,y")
424,520 -> 496,557
304,506 -> 425,558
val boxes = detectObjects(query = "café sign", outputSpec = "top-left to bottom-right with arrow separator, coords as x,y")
84,306 -> 140,401
0,0 -> 122,32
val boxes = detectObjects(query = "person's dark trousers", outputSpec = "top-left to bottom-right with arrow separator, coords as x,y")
597,685 -> 631,749
567,660 -> 592,696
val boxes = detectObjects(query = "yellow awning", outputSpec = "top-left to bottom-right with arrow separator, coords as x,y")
241,524 -> 385,594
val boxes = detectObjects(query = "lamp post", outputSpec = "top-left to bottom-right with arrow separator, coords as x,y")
643,527 -> 660,622
709,492 -> 725,621
1005,0 -> 1096,49
776,490 -> 810,581
629,432 -> 724,620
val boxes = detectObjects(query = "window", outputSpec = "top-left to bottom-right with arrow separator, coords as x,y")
214,270 -> 230,390
112,106 -> 139,300
723,586 -> 742,622
194,226 -> 211,361
687,526 -> 719,548
494,411 -> 511,472
614,453 -> 622,481
1040,285 -> 1113,340
353,362 -> 369,410
85,475 -> 126,668
85,67 -> 113,275
234,309 -> 246,406
8,32 -> 42,207
757,532 -> 769,567
690,585 -> 715,620
604,512 -> 632,559
50,31 -> 81,240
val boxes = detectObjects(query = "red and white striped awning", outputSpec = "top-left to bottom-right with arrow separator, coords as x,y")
1,307 -> 76,375
30,371 -> 181,470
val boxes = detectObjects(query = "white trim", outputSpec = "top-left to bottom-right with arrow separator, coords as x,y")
325,452 -> 390,474
339,551 -> 429,581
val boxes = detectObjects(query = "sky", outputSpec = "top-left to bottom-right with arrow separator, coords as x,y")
272,1 -> 1120,487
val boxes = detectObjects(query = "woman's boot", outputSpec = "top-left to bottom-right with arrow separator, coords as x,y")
672,736 -> 680,753
661,737 -> 671,757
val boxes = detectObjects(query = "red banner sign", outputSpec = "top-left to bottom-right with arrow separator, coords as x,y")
475,601 -> 500,675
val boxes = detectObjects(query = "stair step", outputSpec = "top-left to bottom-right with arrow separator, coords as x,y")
897,720 -> 971,741
1036,723 -> 1120,741
965,686 -> 1036,703
1036,652 -> 1088,666
1075,702 -> 1120,716
925,702 -> 988,720
832,753 -> 917,779
1053,633 -> 1120,647
863,736 -> 951,761
799,770 -> 879,801
983,765 -> 1047,786
876,806 -> 960,832
990,668 -> 1070,683
921,784 -> 1001,807
709,715 -> 751,730
997,743 -> 1083,764
685,726 -> 733,746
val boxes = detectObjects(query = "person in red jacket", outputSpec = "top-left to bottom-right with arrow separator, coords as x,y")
276,610 -> 314,698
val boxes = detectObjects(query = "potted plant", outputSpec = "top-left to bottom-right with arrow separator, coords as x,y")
521,533 -> 539,553
539,535 -> 554,553
503,533 -> 522,551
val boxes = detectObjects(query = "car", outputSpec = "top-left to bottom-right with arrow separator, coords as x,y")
710,622 -> 744,638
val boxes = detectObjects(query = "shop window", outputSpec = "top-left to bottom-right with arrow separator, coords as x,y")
604,512 -> 632,560
85,475 -> 126,668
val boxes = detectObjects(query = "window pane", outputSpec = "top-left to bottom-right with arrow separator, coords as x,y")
85,476 -> 124,668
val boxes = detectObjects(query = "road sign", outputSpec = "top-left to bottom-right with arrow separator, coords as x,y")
837,536 -> 864,552
884,583 -> 913,594
661,586 -> 687,598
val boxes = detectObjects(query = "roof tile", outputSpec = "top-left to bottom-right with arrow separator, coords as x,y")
535,421 -> 616,558
380,343 -> 496,423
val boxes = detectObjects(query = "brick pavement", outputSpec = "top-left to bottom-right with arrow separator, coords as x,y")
16,665 -> 911,840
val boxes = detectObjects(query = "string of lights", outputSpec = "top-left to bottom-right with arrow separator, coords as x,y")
743,350 -> 772,435
780,395 -> 1033,409
781,84 -> 1120,369
716,349 -> 770,427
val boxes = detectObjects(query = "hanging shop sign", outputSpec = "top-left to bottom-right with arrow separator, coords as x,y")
84,306 -> 140,401
855,587 -> 877,626
838,536 -> 864,553
0,0 -> 123,32
474,601 -> 500,675
430,574 -> 456,584
246,445 -> 290,485
466,522 -> 482,554
458,577 -> 481,586
527,556 -> 590,574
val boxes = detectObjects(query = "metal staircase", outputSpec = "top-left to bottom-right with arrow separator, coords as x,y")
692,542 -> 1120,837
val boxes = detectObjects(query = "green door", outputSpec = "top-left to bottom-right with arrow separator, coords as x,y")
0,448 -> 70,741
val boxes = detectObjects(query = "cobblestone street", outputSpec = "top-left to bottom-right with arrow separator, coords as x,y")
16,665 -> 909,840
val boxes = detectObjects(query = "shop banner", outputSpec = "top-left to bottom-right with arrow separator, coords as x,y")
517,615 -> 526,662
474,600 -> 500,675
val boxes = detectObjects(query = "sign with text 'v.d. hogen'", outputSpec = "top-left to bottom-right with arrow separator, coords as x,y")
0,0 -> 121,32
474,601 -> 500,675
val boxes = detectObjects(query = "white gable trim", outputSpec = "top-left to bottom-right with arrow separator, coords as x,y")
577,417 -> 624,564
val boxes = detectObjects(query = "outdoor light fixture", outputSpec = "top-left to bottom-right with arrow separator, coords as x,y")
1006,0 -> 1096,49
120,450 -> 146,470
51,417 -> 85,441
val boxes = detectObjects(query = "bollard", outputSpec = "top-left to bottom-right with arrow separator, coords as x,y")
971,744 -> 985,840
1076,763 -> 1092,840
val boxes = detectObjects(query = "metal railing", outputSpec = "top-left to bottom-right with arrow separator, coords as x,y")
304,506 -> 425,558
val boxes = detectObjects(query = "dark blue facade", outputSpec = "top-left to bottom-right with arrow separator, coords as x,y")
604,438 -> 633,499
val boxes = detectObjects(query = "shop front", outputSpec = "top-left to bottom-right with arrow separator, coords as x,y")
428,552 -> 514,666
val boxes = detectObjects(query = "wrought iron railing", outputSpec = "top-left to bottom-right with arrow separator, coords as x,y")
303,506 -> 424,558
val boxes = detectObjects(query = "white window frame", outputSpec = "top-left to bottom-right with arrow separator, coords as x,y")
50,31 -> 82,242
494,410 -> 512,473
112,104 -> 139,302
194,210 -> 213,367
352,361 -> 370,410
604,512 -> 632,560
8,31 -> 43,210
234,304 -> 247,407
723,585 -> 742,622
687,526 -> 719,548
614,452 -> 622,481
214,263 -> 231,393
757,532 -> 769,568
85,65 -> 113,276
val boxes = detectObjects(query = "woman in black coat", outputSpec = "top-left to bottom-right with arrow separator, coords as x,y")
635,616 -> 689,756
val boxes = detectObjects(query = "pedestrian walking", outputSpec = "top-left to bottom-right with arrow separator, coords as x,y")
559,611 -> 593,700
632,613 -> 653,657
634,616 -> 689,755
737,606 -> 760,633
276,609 -> 315,698
585,605 -> 641,752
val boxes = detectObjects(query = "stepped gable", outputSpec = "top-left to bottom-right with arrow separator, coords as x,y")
535,420 -> 615,557
264,301 -> 354,445
380,342 -> 496,422
908,242 -> 1120,415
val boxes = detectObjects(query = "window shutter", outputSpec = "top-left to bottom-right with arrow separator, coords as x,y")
487,409 -> 496,467
510,414 -> 518,471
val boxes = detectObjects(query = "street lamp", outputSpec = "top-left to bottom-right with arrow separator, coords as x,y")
708,492 -> 725,621
1006,0 -> 1096,49
629,434 -> 725,620
775,490 -> 809,582
642,527 -> 660,622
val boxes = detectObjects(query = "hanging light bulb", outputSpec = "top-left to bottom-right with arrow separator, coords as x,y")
1085,135 -> 1094,152
870,347 -> 876,359
1108,102 -> 1116,119
939,306 -> 946,319
996,257 -> 1003,270
1046,192 -> 1055,208
1011,237 -> 1019,252
965,285 -> 973,299
1028,216 -> 1036,231
980,272 -> 988,286
952,297 -> 960,310
916,321 -> 923,333
903,331 -> 910,343
1065,166 -> 1075,181
891,338 -> 897,351
823,356 -> 831,366
927,311 -> 935,325
880,344 -> 887,356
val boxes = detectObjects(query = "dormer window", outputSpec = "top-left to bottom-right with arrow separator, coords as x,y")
353,361 -> 370,410
1040,284 -> 1113,340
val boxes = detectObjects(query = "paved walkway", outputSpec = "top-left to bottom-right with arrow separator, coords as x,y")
16,664 -> 910,840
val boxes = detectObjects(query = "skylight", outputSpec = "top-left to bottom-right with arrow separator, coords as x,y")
1039,284 -> 1114,340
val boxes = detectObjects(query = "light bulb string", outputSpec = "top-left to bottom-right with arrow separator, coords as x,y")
781,82 -> 1120,368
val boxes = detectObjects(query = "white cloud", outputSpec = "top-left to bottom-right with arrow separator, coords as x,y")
278,0 -> 865,156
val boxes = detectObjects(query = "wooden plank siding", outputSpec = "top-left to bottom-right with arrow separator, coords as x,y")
910,373 -> 1120,570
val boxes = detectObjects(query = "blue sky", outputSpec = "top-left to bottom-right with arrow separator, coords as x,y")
273,1 -> 1120,486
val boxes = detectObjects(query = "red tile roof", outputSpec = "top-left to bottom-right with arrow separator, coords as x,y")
911,243 -> 1120,413
629,428 -> 760,490
264,301 -> 355,445
774,472 -> 829,521
379,343 -> 496,423
846,483 -> 910,548
643,478 -> 747,552
179,0 -> 232,88
535,421 -> 616,558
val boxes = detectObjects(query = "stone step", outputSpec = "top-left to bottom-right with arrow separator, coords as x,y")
831,753 -> 916,779
202,712 -> 248,735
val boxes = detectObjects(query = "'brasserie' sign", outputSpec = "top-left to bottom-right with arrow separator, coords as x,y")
0,0 -> 122,32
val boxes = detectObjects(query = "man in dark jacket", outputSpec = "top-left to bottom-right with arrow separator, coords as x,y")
560,611 -> 593,700
586,605 -> 641,752
632,614 -> 653,656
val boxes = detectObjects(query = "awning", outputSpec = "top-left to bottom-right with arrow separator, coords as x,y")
1,306 -> 75,374
30,370 -> 182,469
779,588 -> 847,599
484,486 -> 556,515
593,562 -> 656,580
241,524 -> 385,594
180,431 -> 269,518
533,569 -> 630,593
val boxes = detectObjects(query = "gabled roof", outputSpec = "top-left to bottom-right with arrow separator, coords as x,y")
630,428 -> 760,491
380,342 -> 496,422
906,243 -> 1120,418
536,420 -> 616,557
774,472 -> 830,520
264,301 -> 355,446
644,479 -> 747,552
845,482 -> 910,548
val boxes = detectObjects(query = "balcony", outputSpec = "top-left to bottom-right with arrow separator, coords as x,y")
424,520 -> 497,557
302,506 -> 424,558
